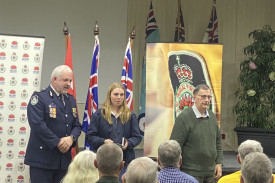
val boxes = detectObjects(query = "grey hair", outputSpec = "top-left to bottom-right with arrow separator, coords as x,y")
238,140 -> 263,162
241,152 -> 272,183
193,84 -> 210,95
51,65 -> 72,80
96,143 -> 123,175
158,140 -> 181,167
125,157 -> 158,183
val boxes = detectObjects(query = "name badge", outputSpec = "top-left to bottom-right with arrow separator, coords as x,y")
49,103 -> 56,118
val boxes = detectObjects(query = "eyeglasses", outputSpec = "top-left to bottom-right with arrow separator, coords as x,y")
198,95 -> 212,100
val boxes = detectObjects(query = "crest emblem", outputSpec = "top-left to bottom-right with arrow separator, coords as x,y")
21,89 -> 28,99
33,78 -> 39,87
0,113 -> 3,122
6,150 -> 14,159
5,175 -> 12,183
20,113 -> 27,123
11,52 -> 18,61
23,41 -> 30,50
18,163 -> 25,172
22,64 -> 29,74
19,138 -> 26,147
34,53 -> 40,62
7,126 -> 15,135
0,39 -> 7,49
0,63 -> 6,73
10,77 -> 17,86
0,138 -> 2,146
0,88 -> 5,98
8,101 -> 16,111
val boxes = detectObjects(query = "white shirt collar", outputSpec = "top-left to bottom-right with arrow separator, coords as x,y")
192,105 -> 209,118
50,85 -> 61,97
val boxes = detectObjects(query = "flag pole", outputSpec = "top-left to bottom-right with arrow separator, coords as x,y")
94,21 -> 99,36
177,0 -> 181,42
63,22 -> 80,155
130,26 -> 136,48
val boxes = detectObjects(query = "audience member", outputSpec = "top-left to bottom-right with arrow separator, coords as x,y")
241,152 -> 273,183
218,139 -> 275,183
61,150 -> 98,183
122,157 -> 158,183
157,140 -> 198,183
95,143 -> 124,183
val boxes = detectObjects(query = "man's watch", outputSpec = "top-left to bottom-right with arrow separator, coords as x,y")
70,135 -> 76,142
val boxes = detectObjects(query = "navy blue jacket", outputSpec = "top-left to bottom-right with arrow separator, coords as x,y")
86,109 -> 142,164
24,86 -> 81,169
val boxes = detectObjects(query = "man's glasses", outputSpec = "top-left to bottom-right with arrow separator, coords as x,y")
198,95 -> 212,100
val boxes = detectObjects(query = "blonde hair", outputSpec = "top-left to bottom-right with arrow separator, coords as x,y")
61,150 -> 98,183
101,82 -> 131,124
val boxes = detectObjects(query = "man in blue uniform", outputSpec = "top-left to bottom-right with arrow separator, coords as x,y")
24,65 -> 81,183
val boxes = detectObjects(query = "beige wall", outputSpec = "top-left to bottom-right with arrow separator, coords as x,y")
126,0 -> 275,151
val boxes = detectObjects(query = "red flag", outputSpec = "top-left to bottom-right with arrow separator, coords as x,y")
64,34 -> 77,158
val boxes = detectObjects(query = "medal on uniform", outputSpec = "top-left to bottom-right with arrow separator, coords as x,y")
72,108 -> 77,117
49,103 -> 56,118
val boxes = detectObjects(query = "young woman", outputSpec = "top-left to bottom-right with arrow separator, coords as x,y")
86,82 -> 142,180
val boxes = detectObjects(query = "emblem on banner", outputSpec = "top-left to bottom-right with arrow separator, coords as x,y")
6,150 -> 14,159
18,151 -> 25,159
21,78 -> 28,86
18,163 -> 25,172
10,77 -> 17,86
11,40 -> 18,49
34,53 -> 40,63
6,163 -> 13,171
11,52 -> 18,61
19,138 -> 26,147
34,42 -> 41,50
8,126 -> 15,135
5,175 -> 12,183
33,78 -> 39,87
8,101 -> 16,111
0,63 -> 6,73
22,64 -> 29,74
7,139 -> 14,147
20,113 -> 27,123
33,66 -> 40,74
0,77 -> 5,85
22,53 -> 29,61
23,41 -> 30,50
0,39 -> 7,49
0,138 -> 2,146
0,52 -> 6,60
19,127 -> 26,135
10,65 -> 17,73
0,126 -> 2,134
17,175 -> 24,183
0,88 -> 5,98
21,89 -> 28,99
9,90 -> 16,98
0,113 -> 3,122
175,83 -> 195,116
0,101 -> 4,110
8,114 -> 15,122
20,102 -> 27,110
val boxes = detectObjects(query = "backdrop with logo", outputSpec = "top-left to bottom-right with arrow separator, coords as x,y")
144,43 -> 223,157
0,34 -> 45,183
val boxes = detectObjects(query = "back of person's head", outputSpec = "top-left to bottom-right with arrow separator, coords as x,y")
96,143 -> 123,175
124,157 -> 158,183
61,150 -> 98,183
158,140 -> 181,168
238,140 -> 263,162
241,152 -> 273,183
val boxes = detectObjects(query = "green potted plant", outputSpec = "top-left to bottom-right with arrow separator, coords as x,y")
233,25 -> 275,156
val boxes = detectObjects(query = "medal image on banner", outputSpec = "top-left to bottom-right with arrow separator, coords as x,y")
49,103 -> 56,118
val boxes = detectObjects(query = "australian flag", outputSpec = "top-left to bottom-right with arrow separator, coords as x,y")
174,5 -> 185,42
202,2 -> 218,43
82,35 -> 100,150
121,38 -> 133,111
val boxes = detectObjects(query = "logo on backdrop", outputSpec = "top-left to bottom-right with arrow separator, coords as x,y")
11,41 -> 18,49
0,112 -> 3,122
0,64 -> 6,73
22,64 -> 29,74
5,175 -> 13,183
17,162 -> 25,172
20,102 -> 27,110
33,66 -> 40,74
34,42 -> 41,50
7,126 -> 15,135
11,52 -> 18,61
7,139 -> 14,147
0,101 -> 4,110
21,89 -> 28,99
10,65 -> 17,73
18,151 -> 25,159
22,53 -> 29,61
33,78 -> 39,87
8,101 -> 16,111
0,77 -> 5,85
10,77 -> 17,86
23,41 -> 30,50
0,39 -> 7,49
0,88 -> 5,98
9,90 -> 16,98
6,163 -> 13,171
19,127 -> 26,135
34,53 -> 40,63
19,138 -> 26,147
0,52 -> 6,60
6,150 -> 14,159
20,113 -> 27,123
17,175 -> 24,183
8,114 -> 15,122
21,78 -> 28,86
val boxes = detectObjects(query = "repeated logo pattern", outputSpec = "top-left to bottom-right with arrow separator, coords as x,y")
0,34 -> 45,182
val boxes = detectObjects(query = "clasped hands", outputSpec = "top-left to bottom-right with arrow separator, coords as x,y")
104,138 -> 128,150
57,136 -> 73,153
